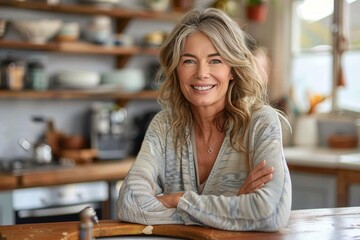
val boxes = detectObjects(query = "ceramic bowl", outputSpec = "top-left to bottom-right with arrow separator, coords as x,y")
56,22 -> 80,42
56,70 -> 101,89
101,69 -> 146,92
12,19 -> 63,44
144,0 -> 170,12
77,0 -> 120,8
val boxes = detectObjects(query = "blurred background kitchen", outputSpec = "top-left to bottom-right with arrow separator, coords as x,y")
0,0 -> 359,226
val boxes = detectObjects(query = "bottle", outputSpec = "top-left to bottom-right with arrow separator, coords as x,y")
25,56 -> 47,91
79,206 -> 99,240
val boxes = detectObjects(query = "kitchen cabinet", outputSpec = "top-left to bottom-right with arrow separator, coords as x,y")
0,158 -> 134,225
349,184 -> 360,206
290,171 -> 337,210
0,191 -> 13,225
0,1 -> 184,100
285,147 -> 360,208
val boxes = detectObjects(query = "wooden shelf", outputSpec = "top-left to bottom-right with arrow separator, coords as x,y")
0,89 -> 158,100
0,40 -> 160,56
0,1 -> 184,20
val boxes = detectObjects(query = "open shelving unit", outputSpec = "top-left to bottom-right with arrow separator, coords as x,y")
0,1 -> 183,100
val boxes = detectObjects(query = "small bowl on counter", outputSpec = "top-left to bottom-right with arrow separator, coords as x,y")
59,148 -> 98,164
60,135 -> 86,150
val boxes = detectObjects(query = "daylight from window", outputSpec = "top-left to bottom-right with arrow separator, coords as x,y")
291,0 -> 360,113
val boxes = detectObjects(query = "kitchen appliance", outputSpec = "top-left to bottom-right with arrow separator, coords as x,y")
91,103 -> 130,160
12,181 -> 108,224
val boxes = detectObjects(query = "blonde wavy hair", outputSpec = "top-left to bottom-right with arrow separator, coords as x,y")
157,8 -> 269,152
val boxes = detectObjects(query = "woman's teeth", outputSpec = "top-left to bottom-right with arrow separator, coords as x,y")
192,85 -> 214,91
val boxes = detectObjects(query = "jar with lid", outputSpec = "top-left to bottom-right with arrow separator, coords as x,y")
25,56 -> 48,91
0,55 -> 25,90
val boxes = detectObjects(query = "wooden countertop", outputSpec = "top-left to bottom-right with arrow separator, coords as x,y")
0,175 -> 17,190
1,151 -> 359,208
0,207 -> 359,240
2,148 -> 359,191
284,146 -> 360,170
0,158 -> 134,190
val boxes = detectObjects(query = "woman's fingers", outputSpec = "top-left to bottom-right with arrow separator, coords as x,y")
242,171 -> 273,193
238,160 -> 274,195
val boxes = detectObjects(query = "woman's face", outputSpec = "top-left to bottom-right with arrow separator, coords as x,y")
176,32 -> 233,111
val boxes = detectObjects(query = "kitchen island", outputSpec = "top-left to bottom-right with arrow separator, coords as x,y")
0,207 -> 359,240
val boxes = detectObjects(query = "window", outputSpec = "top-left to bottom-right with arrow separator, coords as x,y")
290,0 -> 360,114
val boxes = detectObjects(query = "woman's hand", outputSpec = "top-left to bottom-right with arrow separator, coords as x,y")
156,192 -> 184,208
237,160 -> 274,195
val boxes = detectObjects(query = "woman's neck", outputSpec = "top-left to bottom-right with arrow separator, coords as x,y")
192,109 -> 225,142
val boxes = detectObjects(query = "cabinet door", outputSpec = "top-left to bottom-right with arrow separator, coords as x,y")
349,184 -> 360,207
290,171 -> 336,210
0,191 -> 14,225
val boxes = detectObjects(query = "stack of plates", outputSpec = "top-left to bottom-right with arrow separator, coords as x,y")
56,70 -> 101,89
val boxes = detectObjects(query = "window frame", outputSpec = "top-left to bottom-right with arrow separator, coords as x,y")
288,0 -> 359,114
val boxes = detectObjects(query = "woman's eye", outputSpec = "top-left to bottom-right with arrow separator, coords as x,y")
210,59 -> 222,64
183,59 -> 195,64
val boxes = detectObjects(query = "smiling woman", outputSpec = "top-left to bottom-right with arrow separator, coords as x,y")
116,8 -> 291,232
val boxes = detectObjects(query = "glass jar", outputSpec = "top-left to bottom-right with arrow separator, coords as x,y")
25,57 -> 47,91
0,55 -> 25,90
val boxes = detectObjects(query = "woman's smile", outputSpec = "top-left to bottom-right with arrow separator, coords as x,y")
191,84 -> 216,91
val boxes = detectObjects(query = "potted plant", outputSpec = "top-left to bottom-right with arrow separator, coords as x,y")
246,0 -> 269,23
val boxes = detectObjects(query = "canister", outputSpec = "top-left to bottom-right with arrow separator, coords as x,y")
0,55 -> 25,90
25,57 -> 47,90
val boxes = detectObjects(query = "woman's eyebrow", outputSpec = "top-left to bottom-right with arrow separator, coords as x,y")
208,53 -> 220,57
181,53 -> 220,58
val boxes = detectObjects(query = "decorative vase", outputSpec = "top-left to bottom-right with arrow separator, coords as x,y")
246,3 -> 268,23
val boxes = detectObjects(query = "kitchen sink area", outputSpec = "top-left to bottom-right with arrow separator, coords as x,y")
0,158 -> 75,176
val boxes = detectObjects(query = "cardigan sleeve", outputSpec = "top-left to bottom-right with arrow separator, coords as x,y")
116,112 -> 184,225
176,106 -> 292,231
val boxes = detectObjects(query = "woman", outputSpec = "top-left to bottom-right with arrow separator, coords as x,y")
117,8 -> 291,231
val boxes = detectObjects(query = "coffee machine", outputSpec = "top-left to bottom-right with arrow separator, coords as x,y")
91,103 -> 130,160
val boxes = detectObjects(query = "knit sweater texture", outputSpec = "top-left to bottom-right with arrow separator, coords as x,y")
116,105 -> 292,231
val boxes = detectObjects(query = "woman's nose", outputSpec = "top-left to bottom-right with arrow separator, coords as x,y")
197,63 -> 210,79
